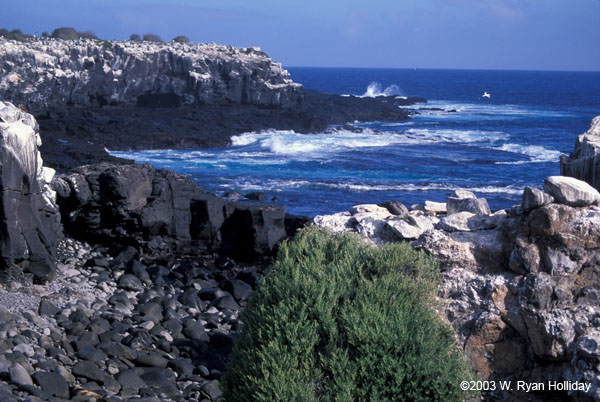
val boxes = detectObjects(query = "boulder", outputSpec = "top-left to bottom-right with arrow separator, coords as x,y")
311,212 -> 354,234
220,202 -> 287,260
437,211 -> 506,232
378,201 -> 409,216
446,196 -> 491,216
349,204 -> 390,215
424,200 -> 446,214
452,189 -> 476,199
543,175 -> 600,207
385,214 -> 437,240
521,186 -> 554,211
54,163 -> 286,260
0,101 -> 62,280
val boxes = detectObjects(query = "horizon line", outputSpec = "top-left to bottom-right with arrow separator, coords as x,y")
284,65 -> 600,74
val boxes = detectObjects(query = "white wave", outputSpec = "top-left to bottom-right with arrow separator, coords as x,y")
227,127 -> 511,158
360,82 -> 404,98
491,143 -> 561,163
223,178 -> 524,196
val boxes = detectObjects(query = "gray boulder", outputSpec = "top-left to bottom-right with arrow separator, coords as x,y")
437,211 -> 506,232
0,101 -> 62,280
446,196 -> 491,216
543,175 -> 600,207
521,186 -> 554,211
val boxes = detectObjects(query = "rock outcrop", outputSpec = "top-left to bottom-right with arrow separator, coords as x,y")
52,163 -> 287,260
561,115 -> 600,190
0,38 -> 303,112
313,177 -> 600,401
0,101 -> 62,281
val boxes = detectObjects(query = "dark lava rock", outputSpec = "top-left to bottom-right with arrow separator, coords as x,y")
139,367 -> 176,388
222,279 -> 252,302
213,295 -> 240,311
201,380 -> 223,400
9,363 -> 33,386
33,371 -> 69,399
118,274 -> 144,291
117,369 -> 147,391
72,361 -> 106,382
244,192 -> 268,201
135,353 -> 169,368
169,358 -> 195,377
129,260 -> 151,283
183,320 -> 209,342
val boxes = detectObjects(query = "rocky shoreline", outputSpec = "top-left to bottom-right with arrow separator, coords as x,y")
2,35 -> 600,401
1,37 -> 425,170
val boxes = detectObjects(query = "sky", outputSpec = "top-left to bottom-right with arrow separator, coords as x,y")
2,0 -> 599,71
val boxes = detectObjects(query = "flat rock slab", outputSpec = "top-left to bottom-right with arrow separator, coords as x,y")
544,176 -> 600,207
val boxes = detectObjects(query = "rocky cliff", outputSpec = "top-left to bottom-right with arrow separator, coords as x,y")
561,116 -> 600,190
313,176 -> 600,401
0,101 -> 62,281
0,38 -> 303,112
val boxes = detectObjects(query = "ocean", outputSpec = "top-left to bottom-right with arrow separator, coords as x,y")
110,68 -> 600,217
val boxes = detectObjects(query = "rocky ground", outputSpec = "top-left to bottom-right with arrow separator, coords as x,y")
0,237 -> 266,401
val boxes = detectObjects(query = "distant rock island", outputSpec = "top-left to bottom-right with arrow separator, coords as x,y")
0,37 -> 424,169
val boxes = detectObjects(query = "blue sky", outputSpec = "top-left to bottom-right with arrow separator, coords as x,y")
2,0 -> 599,71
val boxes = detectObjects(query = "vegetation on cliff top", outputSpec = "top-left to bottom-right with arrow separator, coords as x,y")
0,27 -> 191,44
223,227 -> 474,401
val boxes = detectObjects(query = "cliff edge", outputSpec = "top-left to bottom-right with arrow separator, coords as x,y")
0,38 -> 303,112
561,116 -> 600,190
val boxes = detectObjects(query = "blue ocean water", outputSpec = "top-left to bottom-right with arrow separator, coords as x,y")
111,68 -> 600,217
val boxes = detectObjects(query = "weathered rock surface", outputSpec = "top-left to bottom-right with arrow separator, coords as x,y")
561,115 -> 600,190
0,101 -> 62,280
313,183 -> 600,401
0,38 -> 302,112
544,175 -> 600,207
521,186 -> 554,211
53,162 -> 287,260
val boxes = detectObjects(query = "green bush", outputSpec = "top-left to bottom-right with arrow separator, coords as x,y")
142,33 -> 162,42
0,28 -> 33,42
223,227 -> 473,402
51,27 -> 79,40
102,40 -> 112,48
129,34 -> 141,41
172,35 -> 190,43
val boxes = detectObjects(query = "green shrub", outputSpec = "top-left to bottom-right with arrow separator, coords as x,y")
223,227 -> 473,402
142,33 -> 162,42
51,27 -> 79,40
129,33 -> 141,41
172,35 -> 190,43
0,28 -> 33,42
102,40 -> 112,48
